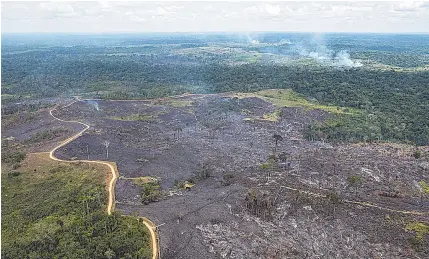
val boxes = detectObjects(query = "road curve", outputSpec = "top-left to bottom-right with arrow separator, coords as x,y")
48,100 -> 159,259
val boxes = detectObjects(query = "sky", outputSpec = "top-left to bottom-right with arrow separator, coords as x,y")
2,1 -> 429,33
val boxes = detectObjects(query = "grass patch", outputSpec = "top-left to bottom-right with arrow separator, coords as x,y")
1,153 -> 151,258
109,110 -> 168,121
406,222 -> 429,241
131,177 -> 157,186
256,89 -> 358,115
109,113 -> 156,121
165,98 -> 192,107
262,110 -> 281,122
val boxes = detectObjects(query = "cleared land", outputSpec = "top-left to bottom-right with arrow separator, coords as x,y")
37,91 -> 429,259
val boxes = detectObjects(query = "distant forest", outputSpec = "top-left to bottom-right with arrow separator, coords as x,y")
2,33 -> 429,145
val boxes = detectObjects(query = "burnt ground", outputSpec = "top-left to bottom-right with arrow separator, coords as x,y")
1,103 -> 85,154
4,93 -> 429,258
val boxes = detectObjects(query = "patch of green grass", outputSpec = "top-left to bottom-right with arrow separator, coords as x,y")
256,89 -> 359,115
259,159 -> 276,170
132,177 -> 157,186
262,110 -> 281,122
1,94 -> 16,100
165,98 -> 192,107
405,222 -> 429,241
419,181 -> 429,194
109,113 -> 156,121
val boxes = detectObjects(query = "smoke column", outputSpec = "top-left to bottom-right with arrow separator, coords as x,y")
86,100 -> 99,111
293,34 -> 363,68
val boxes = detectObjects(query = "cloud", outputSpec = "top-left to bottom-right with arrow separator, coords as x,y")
1,1 -> 428,33
264,4 -> 281,16
244,3 -> 281,16
393,1 -> 426,12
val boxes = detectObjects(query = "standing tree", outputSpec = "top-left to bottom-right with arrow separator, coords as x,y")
102,140 -> 110,159
272,134 -> 283,153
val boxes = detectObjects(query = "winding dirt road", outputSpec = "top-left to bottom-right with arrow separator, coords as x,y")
48,100 -> 159,259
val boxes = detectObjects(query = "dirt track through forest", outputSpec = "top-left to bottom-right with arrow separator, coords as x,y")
47,99 -> 159,259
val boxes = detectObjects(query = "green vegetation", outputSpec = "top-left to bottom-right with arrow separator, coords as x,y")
405,222 -> 429,241
257,89 -> 356,115
262,110 -> 281,122
1,151 -> 26,169
163,98 -> 192,107
259,158 -> 276,170
110,110 -> 168,121
131,176 -> 156,186
141,182 -> 162,204
23,128 -> 69,144
1,155 -> 151,258
110,113 -> 156,121
419,181 -> 429,194
2,111 -> 37,128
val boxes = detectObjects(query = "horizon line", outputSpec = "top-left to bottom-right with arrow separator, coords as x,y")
2,31 -> 429,35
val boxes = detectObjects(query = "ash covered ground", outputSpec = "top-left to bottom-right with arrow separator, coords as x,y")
28,93 -> 429,258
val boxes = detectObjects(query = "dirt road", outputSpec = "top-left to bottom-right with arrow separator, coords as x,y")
48,100 -> 159,259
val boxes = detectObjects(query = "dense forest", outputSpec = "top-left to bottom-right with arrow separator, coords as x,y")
1,158 -> 152,258
2,33 -> 429,145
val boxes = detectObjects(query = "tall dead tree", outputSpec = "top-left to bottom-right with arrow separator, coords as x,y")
272,134 -> 283,153
102,140 -> 110,159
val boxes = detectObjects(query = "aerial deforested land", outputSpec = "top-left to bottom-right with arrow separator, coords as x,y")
44,92 -> 429,258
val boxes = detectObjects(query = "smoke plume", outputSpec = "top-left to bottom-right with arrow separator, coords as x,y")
86,100 -> 99,111
295,36 -> 362,68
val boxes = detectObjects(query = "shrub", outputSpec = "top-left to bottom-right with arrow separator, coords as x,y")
2,151 -> 26,165
141,182 -> 162,204
413,150 -> 422,159
405,222 -> 429,241
7,171 -> 21,177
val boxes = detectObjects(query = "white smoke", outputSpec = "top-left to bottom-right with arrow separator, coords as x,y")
86,100 -> 100,111
300,48 -> 362,68
333,50 -> 362,68
294,35 -> 362,68
278,39 -> 292,45
245,33 -> 260,45
251,39 -> 260,45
